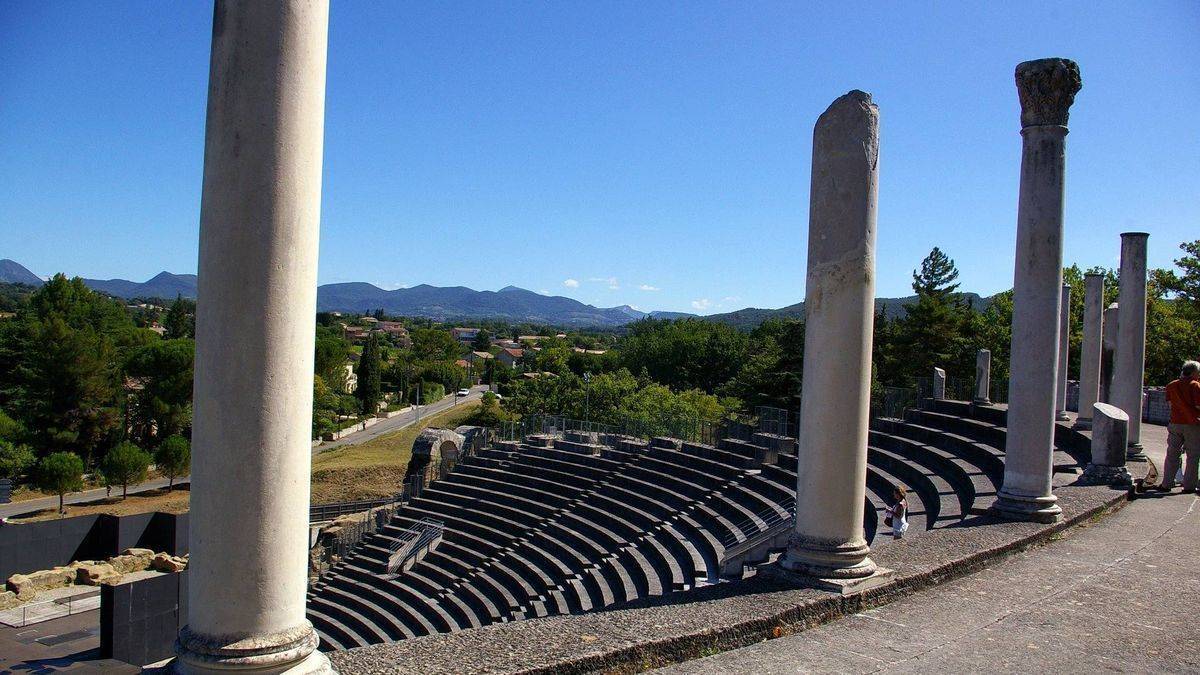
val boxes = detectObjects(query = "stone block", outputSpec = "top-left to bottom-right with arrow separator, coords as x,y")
110,549 -> 155,574
7,567 -> 75,599
152,552 -> 188,573
0,590 -> 19,610
76,562 -> 121,586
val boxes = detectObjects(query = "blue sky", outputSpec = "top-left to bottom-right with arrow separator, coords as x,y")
1,3 -> 1197,314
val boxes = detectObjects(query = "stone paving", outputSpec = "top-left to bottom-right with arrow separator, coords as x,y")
659,425 -> 1192,674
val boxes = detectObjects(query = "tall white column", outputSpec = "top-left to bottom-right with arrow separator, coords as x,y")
1100,302 -> 1119,403
992,58 -> 1081,524
1113,232 -> 1150,460
974,349 -> 992,406
176,1 -> 331,673
1074,273 -> 1105,429
783,90 -> 880,581
1055,283 -> 1071,421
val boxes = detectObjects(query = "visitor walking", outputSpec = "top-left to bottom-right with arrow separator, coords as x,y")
1157,361 -> 1200,492
884,486 -> 909,539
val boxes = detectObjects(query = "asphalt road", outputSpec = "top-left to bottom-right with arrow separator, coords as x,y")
0,475 -> 190,520
312,384 -> 490,454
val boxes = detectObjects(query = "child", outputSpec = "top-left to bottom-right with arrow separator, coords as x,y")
884,486 -> 909,539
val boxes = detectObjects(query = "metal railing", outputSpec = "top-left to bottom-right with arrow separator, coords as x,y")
387,518 -> 444,574
499,406 -> 800,447
721,497 -> 796,553
0,588 -> 101,628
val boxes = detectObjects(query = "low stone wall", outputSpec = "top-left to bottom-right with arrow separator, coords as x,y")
2,548 -> 187,610
1066,382 -> 1170,425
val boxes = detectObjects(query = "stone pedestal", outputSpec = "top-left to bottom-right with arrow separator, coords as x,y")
974,349 -> 992,406
1100,302 -> 1119,403
932,367 -> 947,400
1080,402 -> 1132,486
1055,283 -> 1071,421
1074,273 -> 1105,429
991,58 -> 1081,525
1112,232 -> 1149,460
783,90 -> 880,581
175,1 -> 333,673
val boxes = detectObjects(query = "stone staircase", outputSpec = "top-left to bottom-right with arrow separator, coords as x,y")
306,403 -> 1091,650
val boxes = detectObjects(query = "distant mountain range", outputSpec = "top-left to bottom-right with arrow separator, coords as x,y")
0,258 -> 993,329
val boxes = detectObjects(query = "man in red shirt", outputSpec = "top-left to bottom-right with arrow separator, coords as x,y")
1159,361 -> 1200,492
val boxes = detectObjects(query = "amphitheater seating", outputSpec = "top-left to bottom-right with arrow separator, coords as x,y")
308,401 -> 1091,650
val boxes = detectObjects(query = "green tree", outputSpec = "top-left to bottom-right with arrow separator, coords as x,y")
1157,240 -> 1200,310
620,319 -> 749,393
35,451 -> 85,514
163,296 -> 195,339
155,435 -> 191,490
100,441 -> 152,499
0,440 -> 36,480
124,338 -> 195,442
471,329 -> 492,352
890,248 -> 974,384
356,334 -> 383,414
314,326 -> 351,391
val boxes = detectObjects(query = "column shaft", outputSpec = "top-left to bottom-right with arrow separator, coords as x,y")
1100,303 -> 1119,403
974,349 -> 992,405
784,90 -> 878,579
178,1 -> 331,672
1075,274 -> 1104,429
992,58 -> 1081,524
1055,284 -> 1071,421
1113,232 -> 1149,457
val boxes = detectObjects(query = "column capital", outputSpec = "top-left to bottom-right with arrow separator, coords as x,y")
1015,58 -> 1081,128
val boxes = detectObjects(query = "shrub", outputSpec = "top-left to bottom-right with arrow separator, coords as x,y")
100,441 -> 152,499
0,440 -> 36,480
35,451 -> 85,514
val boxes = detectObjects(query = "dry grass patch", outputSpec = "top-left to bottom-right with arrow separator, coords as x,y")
310,400 -> 481,504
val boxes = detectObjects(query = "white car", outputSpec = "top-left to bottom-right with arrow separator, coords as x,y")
457,389 -> 471,397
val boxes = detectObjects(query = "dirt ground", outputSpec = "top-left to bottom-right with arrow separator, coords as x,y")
12,486 -> 191,522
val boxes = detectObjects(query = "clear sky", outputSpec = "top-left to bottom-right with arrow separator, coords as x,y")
1,2 -> 1197,314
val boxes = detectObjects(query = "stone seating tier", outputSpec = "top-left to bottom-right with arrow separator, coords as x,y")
307,403 -> 1092,650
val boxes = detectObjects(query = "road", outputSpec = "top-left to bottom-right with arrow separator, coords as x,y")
312,384 -> 490,454
0,475 -> 190,520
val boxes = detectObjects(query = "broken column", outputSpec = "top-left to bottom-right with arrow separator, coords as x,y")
1112,232 -> 1150,460
932,367 -> 947,400
1055,283 -> 1071,421
1100,302 -> 1119,403
783,90 -> 882,582
992,58 -> 1081,524
974,349 -> 992,406
1080,403 -> 1132,486
1074,273 -> 1105,429
176,1 -> 332,673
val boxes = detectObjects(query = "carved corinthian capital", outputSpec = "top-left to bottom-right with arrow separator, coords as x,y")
1015,58 -> 1082,128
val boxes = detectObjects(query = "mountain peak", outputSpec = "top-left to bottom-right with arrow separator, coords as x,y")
0,259 -> 44,286
498,285 -> 529,293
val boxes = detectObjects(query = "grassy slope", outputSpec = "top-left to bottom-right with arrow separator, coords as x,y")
12,400 -> 483,521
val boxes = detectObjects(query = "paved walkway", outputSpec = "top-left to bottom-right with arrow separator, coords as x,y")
661,424 -> 1192,674
312,385 -> 489,454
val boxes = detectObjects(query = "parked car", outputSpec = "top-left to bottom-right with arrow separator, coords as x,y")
456,388 -> 471,397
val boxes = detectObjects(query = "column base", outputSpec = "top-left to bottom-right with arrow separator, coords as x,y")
1072,417 -> 1093,430
173,622 -> 333,674
1055,410 -> 1071,422
972,398 -> 993,407
1127,443 -> 1148,462
990,489 -> 1062,524
760,561 -> 894,596
1079,463 -> 1133,487
781,532 -> 876,579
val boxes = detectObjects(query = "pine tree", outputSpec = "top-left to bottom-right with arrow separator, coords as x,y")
356,333 -> 383,414
164,296 -> 194,339
892,248 -> 972,383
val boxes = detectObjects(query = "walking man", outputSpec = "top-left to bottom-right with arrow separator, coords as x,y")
1158,360 -> 1200,492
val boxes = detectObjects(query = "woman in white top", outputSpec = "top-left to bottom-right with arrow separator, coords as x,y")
884,485 -> 909,539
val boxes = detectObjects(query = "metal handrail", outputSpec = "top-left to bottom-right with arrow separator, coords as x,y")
721,497 -> 796,551
387,518 -> 444,574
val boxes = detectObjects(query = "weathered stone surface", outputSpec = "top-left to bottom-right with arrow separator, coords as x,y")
152,552 -> 188,573
7,568 -> 74,599
110,549 -> 155,574
1113,232 -> 1149,457
1015,57 -> 1082,127
974,349 -> 992,405
1081,402 -> 1132,486
1075,273 -> 1105,429
0,589 -> 19,610
784,90 -> 879,580
75,562 -> 121,586
1055,284 -> 1071,421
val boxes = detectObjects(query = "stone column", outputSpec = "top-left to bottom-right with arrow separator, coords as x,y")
932,367 -> 947,400
784,91 -> 883,583
974,349 -> 992,405
1100,302 -> 1119,403
1074,273 -> 1105,429
1113,232 -> 1150,460
991,58 -> 1081,524
1055,284 -> 1071,421
176,2 -> 332,673
1080,402 -> 1132,486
